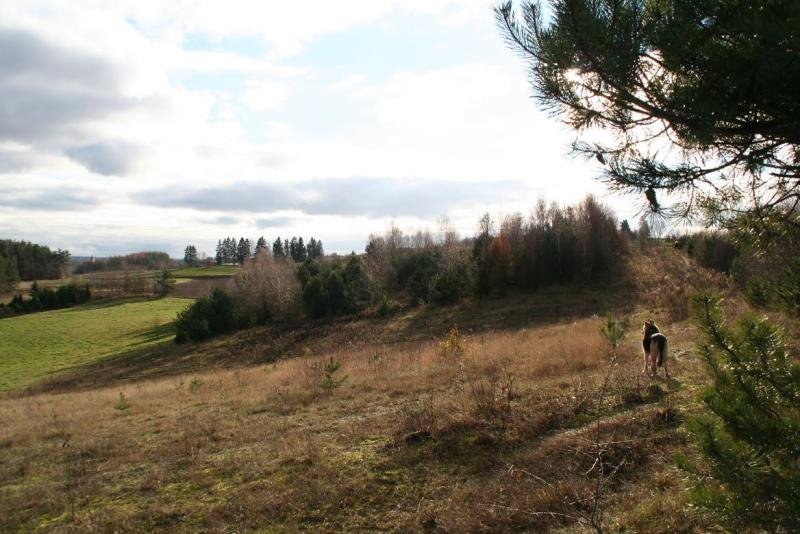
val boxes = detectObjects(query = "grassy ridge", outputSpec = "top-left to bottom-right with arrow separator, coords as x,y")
0,298 -> 190,390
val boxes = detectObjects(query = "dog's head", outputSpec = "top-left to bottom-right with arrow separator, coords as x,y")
642,320 -> 659,337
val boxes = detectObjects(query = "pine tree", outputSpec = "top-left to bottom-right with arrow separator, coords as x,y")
183,245 -> 198,267
308,237 -> 318,259
273,237 -> 284,259
236,238 -> 251,265
215,240 -> 223,265
297,237 -> 307,262
255,236 -> 267,256
496,0 -> 800,234
283,238 -> 290,259
225,237 -> 237,264
683,294 -> 800,530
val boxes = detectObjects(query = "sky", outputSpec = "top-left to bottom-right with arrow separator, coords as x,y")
0,0 -> 638,257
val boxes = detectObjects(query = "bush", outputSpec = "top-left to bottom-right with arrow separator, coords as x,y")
684,294 -> 800,530
675,231 -> 739,274
297,255 -> 370,318
174,287 -> 236,343
9,281 -> 91,314
745,276 -> 773,307
227,252 -> 300,325
396,248 -> 440,305
377,294 -> 391,317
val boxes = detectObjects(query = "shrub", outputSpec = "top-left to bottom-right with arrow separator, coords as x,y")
297,255 -> 370,318
154,269 -> 175,296
227,252 -> 301,325
317,357 -> 348,393
598,315 -> 626,350
114,392 -> 131,411
684,294 -> 800,530
9,281 -> 91,314
745,276 -> 773,307
776,258 -> 800,314
174,287 -> 236,343
431,260 -> 473,304
377,294 -> 391,317
439,326 -> 465,361
396,248 -> 440,305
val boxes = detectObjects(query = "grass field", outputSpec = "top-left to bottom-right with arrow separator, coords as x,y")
0,248 -> 779,531
0,298 -> 190,390
171,265 -> 238,278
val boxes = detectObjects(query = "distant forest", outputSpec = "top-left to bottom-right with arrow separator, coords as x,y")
211,236 -> 324,265
72,252 -> 172,275
0,240 -> 70,291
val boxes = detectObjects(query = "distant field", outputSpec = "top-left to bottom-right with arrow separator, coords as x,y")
171,265 -> 239,278
0,298 -> 190,390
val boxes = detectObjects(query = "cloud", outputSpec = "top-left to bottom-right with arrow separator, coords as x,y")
64,142 -> 143,176
212,215 -> 241,225
0,28 -> 129,146
0,189 -> 98,211
255,215 -> 300,228
242,80 -> 289,111
135,177 -> 526,218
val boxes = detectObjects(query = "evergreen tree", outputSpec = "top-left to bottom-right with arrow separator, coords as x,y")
0,255 -> 19,293
308,237 -> 319,259
255,236 -> 267,256
620,220 -> 633,239
297,237 -> 307,262
225,237 -> 237,263
273,237 -> 285,259
683,294 -> 800,530
496,0 -> 800,235
0,239 -> 70,280
637,218 -> 651,241
283,238 -> 290,259
236,238 -> 251,265
155,268 -> 176,296
215,240 -> 224,265
183,245 -> 198,267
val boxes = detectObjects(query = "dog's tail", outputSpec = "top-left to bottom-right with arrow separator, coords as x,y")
656,335 -> 668,367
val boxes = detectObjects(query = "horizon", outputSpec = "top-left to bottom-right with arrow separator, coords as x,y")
0,1 -> 643,257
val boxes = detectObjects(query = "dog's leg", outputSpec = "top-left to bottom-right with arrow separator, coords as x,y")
642,349 -> 649,375
649,347 -> 657,377
663,340 -> 670,379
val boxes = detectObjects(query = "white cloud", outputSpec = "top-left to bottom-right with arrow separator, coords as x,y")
242,80 -> 290,111
0,0 -> 637,256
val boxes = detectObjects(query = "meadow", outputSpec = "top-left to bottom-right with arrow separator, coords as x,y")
170,265 -> 239,278
0,247 -> 738,531
0,298 -> 190,391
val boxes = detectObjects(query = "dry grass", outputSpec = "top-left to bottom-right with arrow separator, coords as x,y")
0,307 -> 707,532
2,246 -> 734,532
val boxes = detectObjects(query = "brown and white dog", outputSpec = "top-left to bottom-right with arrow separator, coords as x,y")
642,320 -> 669,378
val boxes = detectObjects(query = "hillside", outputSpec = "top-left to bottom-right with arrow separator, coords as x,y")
0,246 -> 756,531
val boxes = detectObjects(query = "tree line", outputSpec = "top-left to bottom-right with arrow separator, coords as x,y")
2,281 -> 91,315
212,236 -> 324,265
176,194 -> 626,341
73,251 -> 171,275
0,240 -> 70,291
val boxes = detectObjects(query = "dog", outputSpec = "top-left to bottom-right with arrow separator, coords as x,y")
642,320 -> 669,378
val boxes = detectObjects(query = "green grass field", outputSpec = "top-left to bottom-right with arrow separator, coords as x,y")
171,265 -> 239,278
0,298 -> 191,390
